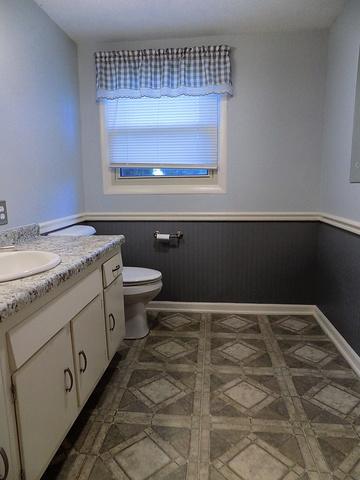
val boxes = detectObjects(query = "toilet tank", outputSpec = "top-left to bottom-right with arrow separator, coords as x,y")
47,225 -> 96,236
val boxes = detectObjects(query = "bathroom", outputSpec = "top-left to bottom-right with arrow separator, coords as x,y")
1,0 -> 360,478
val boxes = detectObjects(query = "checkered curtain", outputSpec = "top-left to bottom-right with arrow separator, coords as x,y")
94,45 -> 232,100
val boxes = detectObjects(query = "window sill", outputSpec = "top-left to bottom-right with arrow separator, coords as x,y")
103,183 -> 226,195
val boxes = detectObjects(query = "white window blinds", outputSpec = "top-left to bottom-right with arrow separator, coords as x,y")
102,94 -> 220,169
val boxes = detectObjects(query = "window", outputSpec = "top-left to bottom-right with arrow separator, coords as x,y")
118,168 -> 209,178
99,94 -> 227,194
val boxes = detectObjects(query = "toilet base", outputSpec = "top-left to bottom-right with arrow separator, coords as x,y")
124,302 -> 149,339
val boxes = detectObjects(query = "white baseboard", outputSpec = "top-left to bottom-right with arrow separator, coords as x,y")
147,301 -> 314,315
147,301 -> 360,377
313,306 -> 360,377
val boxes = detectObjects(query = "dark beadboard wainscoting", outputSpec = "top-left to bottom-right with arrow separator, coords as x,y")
85,221 -> 318,305
317,223 -> 360,354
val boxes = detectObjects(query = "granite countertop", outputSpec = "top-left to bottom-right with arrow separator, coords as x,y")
0,224 -> 125,322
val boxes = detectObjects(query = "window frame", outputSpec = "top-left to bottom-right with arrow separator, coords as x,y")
99,95 -> 227,195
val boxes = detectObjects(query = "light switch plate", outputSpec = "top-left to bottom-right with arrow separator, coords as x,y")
0,201 -> 8,225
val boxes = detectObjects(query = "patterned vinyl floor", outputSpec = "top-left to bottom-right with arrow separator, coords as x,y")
42,310 -> 360,480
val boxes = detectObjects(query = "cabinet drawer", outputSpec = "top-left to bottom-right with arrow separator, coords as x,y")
102,253 -> 123,288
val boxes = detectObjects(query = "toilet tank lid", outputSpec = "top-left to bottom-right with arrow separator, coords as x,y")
123,267 -> 162,284
48,225 -> 96,237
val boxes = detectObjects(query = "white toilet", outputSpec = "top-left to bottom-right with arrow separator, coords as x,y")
48,225 -> 162,339
122,266 -> 162,339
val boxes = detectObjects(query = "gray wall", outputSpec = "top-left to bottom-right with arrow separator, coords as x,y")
78,31 -> 327,213
320,0 -> 360,221
0,0 -> 83,230
88,220 -> 318,304
316,0 -> 360,354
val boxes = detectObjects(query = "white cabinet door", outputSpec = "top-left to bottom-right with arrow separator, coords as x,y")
0,371 -> 11,480
103,275 -> 125,360
71,296 -> 108,406
13,325 -> 78,480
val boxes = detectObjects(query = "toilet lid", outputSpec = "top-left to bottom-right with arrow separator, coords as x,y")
48,225 -> 96,236
123,267 -> 162,285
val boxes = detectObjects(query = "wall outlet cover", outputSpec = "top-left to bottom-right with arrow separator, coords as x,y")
0,201 -> 8,225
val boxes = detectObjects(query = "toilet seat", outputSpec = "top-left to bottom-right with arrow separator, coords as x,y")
123,267 -> 162,286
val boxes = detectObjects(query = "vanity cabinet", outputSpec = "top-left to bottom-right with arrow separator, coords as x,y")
71,295 -> 108,406
12,325 -> 78,480
0,371 -> 11,480
1,248 -> 125,480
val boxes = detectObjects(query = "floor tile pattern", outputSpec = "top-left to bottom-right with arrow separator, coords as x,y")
42,311 -> 360,480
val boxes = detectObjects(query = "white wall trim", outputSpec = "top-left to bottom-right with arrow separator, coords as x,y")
147,301 -> 314,315
320,213 -> 360,236
313,306 -> 360,377
84,211 -> 320,222
39,211 -> 360,237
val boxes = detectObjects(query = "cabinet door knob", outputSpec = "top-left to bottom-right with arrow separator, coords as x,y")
0,447 -> 9,480
79,350 -> 88,373
112,265 -> 120,273
64,368 -> 74,393
109,313 -> 116,331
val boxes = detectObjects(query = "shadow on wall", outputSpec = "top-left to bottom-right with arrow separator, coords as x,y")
86,220 -> 318,304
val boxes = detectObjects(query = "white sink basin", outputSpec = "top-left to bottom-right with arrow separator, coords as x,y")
0,251 -> 61,282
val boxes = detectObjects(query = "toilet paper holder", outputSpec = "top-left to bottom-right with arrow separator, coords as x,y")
154,230 -> 183,241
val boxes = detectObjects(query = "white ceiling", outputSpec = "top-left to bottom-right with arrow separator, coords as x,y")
34,0 -> 346,43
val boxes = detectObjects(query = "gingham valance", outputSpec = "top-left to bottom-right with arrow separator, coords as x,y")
94,45 -> 232,100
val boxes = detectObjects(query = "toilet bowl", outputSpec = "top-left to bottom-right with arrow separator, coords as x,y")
122,267 -> 162,339
48,225 -> 162,339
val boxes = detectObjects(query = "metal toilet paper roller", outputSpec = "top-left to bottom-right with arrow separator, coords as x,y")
153,231 -> 183,242
156,233 -> 171,242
